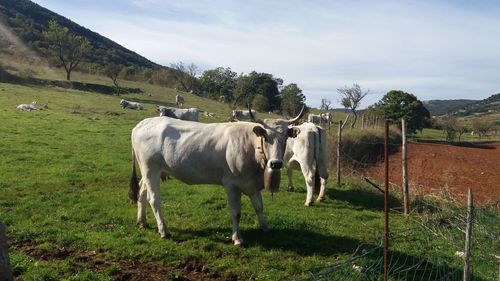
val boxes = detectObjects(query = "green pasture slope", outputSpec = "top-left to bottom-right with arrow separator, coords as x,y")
0,80 -> 496,280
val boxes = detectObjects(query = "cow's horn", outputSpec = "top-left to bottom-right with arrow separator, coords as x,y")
288,104 -> 305,124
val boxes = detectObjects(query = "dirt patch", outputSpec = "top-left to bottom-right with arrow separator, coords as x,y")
362,142 -> 500,205
12,241 -> 226,281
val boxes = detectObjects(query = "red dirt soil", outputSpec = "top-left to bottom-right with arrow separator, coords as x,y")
362,142 -> 500,205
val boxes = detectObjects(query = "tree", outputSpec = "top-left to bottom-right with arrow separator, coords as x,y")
471,117 -> 493,139
43,20 -> 91,81
320,98 -> 332,111
338,83 -> 368,128
233,71 -> 281,111
170,61 -> 199,93
281,83 -> 306,116
198,67 -> 237,102
375,90 -> 431,134
103,64 -> 121,92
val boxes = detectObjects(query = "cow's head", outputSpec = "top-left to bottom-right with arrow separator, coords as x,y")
119,99 -> 127,108
157,107 -> 173,117
249,105 -> 304,191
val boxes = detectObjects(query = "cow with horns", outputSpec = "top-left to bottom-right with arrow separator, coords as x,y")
284,122 -> 329,206
129,106 -> 305,245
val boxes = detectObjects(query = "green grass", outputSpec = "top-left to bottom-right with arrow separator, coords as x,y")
0,79 -> 498,280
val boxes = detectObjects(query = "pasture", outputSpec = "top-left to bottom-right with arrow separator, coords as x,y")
0,81 -> 497,280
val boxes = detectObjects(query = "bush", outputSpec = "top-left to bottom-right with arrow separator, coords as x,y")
328,127 -> 401,169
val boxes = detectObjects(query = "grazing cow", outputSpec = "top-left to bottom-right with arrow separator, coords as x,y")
175,94 -> 185,107
284,122 -> 329,206
120,99 -> 144,110
307,114 -> 321,123
129,107 -> 304,245
232,109 -> 257,121
219,95 -> 226,103
16,101 -> 37,111
157,106 -> 199,122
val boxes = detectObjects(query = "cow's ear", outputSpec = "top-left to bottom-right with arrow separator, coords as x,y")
288,127 -> 300,138
253,126 -> 266,137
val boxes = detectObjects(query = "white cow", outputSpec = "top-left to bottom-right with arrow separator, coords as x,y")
307,114 -> 321,123
16,101 -> 37,111
157,106 -> 199,122
320,112 -> 332,125
284,122 -> 329,206
232,109 -> 257,121
120,99 -> 144,110
129,108 -> 304,245
175,94 -> 185,107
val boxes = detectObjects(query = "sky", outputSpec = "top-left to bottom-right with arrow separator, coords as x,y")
30,0 -> 500,108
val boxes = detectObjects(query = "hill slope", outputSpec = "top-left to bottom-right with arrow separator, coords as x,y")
0,0 -> 160,69
424,93 -> 500,117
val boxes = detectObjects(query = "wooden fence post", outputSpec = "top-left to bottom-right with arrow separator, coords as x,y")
336,120 -> 342,186
463,188 -> 474,281
402,118 -> 409,215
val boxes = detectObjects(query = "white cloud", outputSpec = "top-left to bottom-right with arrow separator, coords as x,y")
31,0 -> 500,108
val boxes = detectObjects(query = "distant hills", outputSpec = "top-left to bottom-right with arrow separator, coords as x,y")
0,0 -> 160,70
424,93 -> 500,117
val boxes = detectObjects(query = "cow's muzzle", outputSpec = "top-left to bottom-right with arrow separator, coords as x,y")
269,160 -> 283,170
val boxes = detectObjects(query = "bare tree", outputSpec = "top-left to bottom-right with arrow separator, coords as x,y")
103,64 -> 121,93
338,83 -> 368,128
170,61 -> 199,93
320,98 -> 332,111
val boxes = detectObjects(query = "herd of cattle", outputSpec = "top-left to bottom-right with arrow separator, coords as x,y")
17,94 -> 332,246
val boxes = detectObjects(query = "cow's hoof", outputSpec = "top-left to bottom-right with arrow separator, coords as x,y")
160,230 -> 171,239
137,221 -> 148,229
316,197 -> 326,203
261,224 -> 269,232
304,201 -> 313,207
287,186 -> 294,192
233,239 -> 243,246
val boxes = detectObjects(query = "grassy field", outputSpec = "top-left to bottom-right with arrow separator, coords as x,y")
0,77 -> 497,280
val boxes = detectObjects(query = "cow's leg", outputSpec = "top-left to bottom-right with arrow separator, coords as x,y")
143,173 -> 170,238
224,186 -> 243,246
316,177 -> 327,202
301,167 -> 315,207
287,167 -> 294,192
136,179 -> 148,228
249,192 -> 268,232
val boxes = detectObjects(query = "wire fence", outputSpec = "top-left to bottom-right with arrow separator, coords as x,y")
315,119 -> 499,281
310,199 -> 499,281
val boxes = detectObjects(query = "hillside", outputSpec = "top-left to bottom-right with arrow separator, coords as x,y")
456,93 -> 500,116
0,0 -> 160,70
424,94 -> 500,117
423,99 -> 477,116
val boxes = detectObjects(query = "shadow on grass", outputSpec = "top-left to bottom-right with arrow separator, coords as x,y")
0,70 -> 142,95
327,187 -> 401,211
123,97 -> 177,108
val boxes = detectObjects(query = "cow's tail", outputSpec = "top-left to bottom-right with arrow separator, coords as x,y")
129,147 -> 140,203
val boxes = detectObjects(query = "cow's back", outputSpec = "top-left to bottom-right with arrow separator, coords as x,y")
132,118 -> 259,187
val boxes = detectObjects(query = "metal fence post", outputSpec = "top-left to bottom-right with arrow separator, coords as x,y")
336,120 -> 342,186
463,188 -> 474,281
384,119 -> 390,281
402,118 -> 409,215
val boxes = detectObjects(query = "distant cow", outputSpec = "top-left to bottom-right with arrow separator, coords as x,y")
307,114 -> 321,123
284,122 -> 329,206
158,106 -> 199,122
129,107 -> 305,245
16,101 -> 37,111
120,99 -> 144,110
175,94 -> 185,107
232,109 -> 257,121
321,112 -> 332,124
